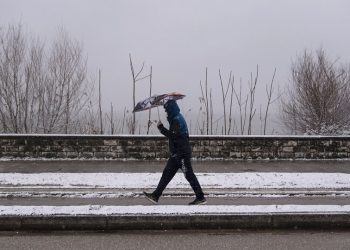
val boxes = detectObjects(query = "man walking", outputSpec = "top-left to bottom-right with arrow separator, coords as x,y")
143,100 -> 206,205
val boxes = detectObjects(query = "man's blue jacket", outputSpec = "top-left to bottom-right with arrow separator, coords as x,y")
158,100 -> 191,158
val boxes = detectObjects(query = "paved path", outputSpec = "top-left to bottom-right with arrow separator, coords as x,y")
1,160 -> 350,208
0,159 -> 349,173
1,196 -> 350,206
0,160 -> 349,230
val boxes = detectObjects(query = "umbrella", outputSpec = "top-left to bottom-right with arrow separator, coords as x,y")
133,92 -> 185,113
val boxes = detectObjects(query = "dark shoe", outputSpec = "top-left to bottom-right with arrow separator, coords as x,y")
143,191 -> 159,204
189,197 -> 207,205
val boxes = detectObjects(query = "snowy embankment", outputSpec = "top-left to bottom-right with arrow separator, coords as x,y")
0,172 -> 350,189
0,205 -> 350,216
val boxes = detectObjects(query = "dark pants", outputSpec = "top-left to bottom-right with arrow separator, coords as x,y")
153,156 -> 204,199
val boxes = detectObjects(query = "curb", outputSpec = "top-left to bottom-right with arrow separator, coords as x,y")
1,213 -> 350,231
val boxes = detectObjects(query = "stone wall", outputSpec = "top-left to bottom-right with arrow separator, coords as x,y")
0,134 -> 350,160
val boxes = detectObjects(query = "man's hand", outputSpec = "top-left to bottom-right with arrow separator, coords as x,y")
157,120 -> 163,129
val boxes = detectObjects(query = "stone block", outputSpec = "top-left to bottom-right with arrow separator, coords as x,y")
155,151 -> 168,159
337,152 -> 348,158
287,140 -> 298,147
40,152 -> 57,158
104,140 -> 118,146
295,152 -> 305,158
80,152 -> 94,158
211,140 -> 224,146
62,146 -> 76,152
126,152 -> 144,159
224,140 -> 239,147
338,147 -> 349,152
0,139 -> 12,146
127,140 -> 136,146
140,152 -> 156,159
24,151 -> 34,157
283,147 -> 294,152
7,146 -> 20,152
191,146 -> 201,153
2,152 -> 21,158
229,152 -> 242,158
110,146 -> 124,152
321,140 -> 332,147
81,146 -> 94,152
200,152 -> 211,158
105,152 -> 117,158
97,146 -> 111,152
262,152 -> 274,159
202,146 -> 211,152
251,147 -> 261,152
57,152 -> 67,158
278,152 -> 294,159
66,152 -> 79,158
201,140 -> 210,146
94,152 -> 107,158
38,145 -> 54,152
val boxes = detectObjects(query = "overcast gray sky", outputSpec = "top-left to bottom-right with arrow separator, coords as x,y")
2,0 -> 350,131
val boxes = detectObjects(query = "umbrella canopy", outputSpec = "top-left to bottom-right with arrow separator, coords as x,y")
133,92 -> 185,113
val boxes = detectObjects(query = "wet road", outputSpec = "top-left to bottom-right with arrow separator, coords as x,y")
0,230 -> 349,250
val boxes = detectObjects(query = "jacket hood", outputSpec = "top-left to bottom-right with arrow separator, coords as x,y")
164,100 -> 180,122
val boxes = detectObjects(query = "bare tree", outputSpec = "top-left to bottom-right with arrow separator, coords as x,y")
121,107 -> 127,134
129,54 -> 150,134
0,24 -> 28,132
98,69 -> 103,134
146,66 -> 153,135
233,78 -> 249,135
247,66 -> 258,135
109,103 -> 114,134
263,68 -> 278,135
219,70 -> 234,135
77,100 -> 99,134
43,28 -> 91,133
209,89 -> 213,134
198,68 -> 214,135
0,24 -> 92,134
281,48 -> 350,135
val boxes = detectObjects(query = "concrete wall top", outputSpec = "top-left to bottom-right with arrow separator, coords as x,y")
1,134 -> 350,140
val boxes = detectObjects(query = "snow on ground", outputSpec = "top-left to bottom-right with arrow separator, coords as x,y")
0,172 -> 349,189
0,205 -> 349,216
2,190 -> 350,199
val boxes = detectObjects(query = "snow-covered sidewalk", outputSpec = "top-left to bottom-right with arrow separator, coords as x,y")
0,172 -> 349,189
0,205 -> 350,216
1,172 -> 350,229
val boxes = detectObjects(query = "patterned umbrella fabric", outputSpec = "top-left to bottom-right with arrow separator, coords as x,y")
133,92 -> 185,113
